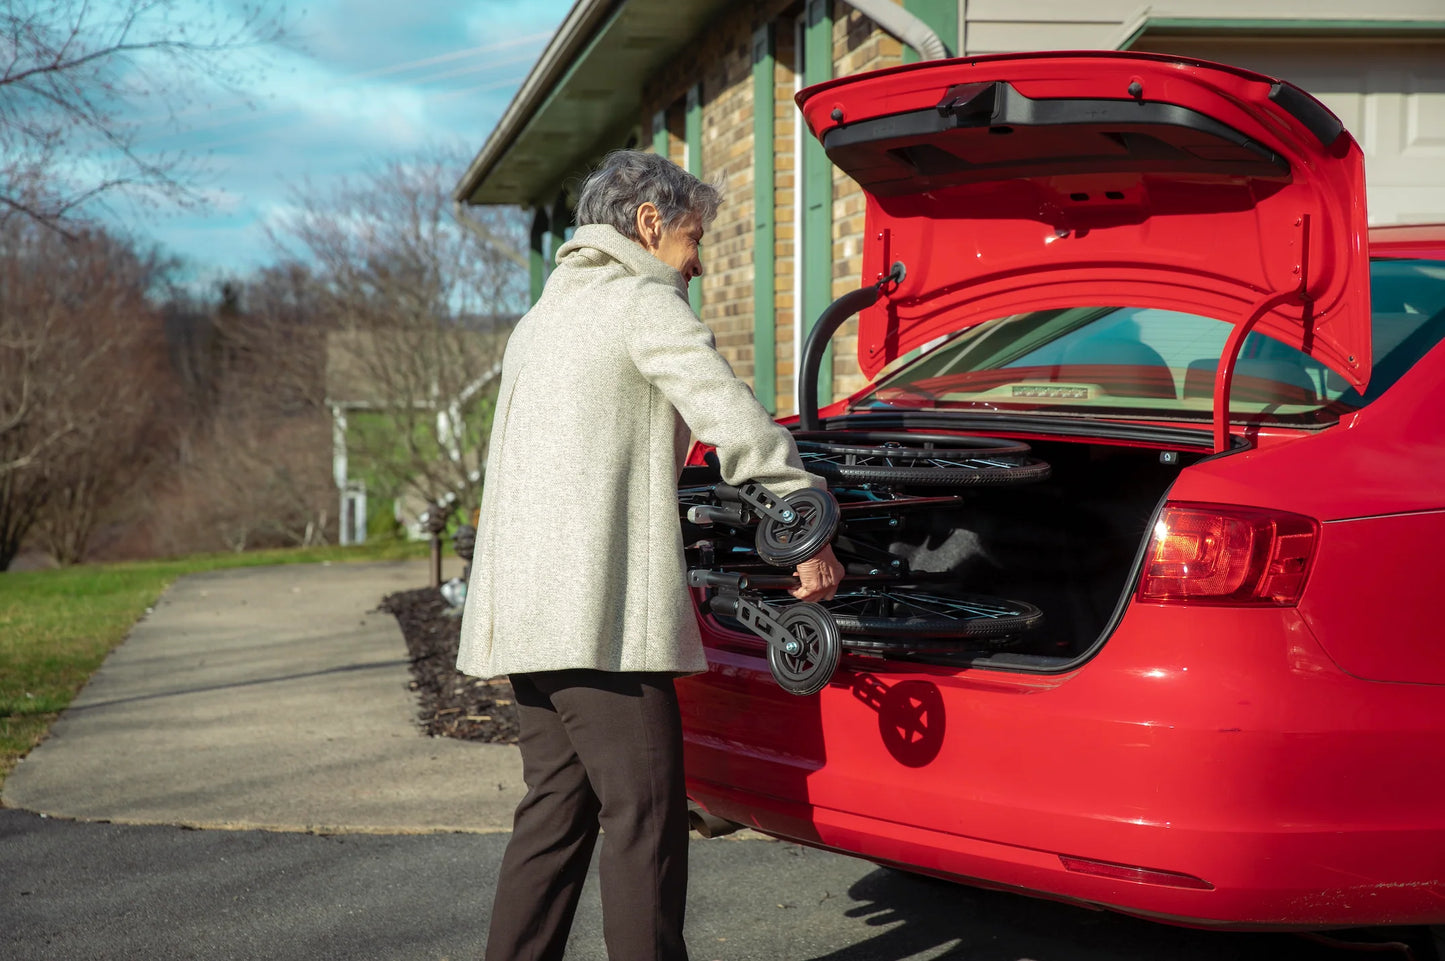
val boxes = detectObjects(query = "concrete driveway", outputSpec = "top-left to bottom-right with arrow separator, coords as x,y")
3,560 -> 523,833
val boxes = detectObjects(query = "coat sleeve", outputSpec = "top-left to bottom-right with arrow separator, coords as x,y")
620,280 -> 823,497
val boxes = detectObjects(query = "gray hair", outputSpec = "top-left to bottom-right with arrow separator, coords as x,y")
575,149 -> 722,241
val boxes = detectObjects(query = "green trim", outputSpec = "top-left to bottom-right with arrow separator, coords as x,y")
652,109 -> 668,156
529,206 -> 548,305
686,84 -> 703,318
1122,17 -> 1445,49
547,194 -> 570,267
751,25 -> 776,414
803,0 -> 834,406
903,0 -> 959,63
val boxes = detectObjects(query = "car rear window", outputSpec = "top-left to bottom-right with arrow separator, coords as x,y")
856,257 -> 1445,425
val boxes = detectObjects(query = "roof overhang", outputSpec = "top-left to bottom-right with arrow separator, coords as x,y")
453,0 -> 733,208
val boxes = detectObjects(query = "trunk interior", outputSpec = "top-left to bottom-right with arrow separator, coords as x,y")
683,436 -> 1211,672
875,439 -> 1200,669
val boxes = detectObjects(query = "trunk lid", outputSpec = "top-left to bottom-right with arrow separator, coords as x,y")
797,52 -> 1372,393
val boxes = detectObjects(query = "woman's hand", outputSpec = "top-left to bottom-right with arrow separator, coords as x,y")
790,544 -> 843,602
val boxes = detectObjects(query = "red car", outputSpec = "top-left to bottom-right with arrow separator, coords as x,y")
676,52 -> 1445,945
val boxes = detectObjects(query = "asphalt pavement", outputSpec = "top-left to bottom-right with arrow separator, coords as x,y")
0,560 -> 1405,961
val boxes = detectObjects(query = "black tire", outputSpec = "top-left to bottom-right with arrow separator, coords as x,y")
823,587 -> 1042,641
755,487 -> 840,567
793,431 -> 1033,458
767,603 -> 841,696
792,431 -> 1050,489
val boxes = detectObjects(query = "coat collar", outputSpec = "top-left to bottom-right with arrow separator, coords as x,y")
556,223 -> 685,294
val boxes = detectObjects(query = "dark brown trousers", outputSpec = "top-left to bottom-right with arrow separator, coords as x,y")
484,669 -> 690,961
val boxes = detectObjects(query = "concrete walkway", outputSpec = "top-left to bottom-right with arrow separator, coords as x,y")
2,560 -> 526,833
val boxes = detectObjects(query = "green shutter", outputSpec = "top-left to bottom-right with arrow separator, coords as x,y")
802,0 -> 834,406
529,206 -> 549,305
686,84 -> 704,318
751,26 -> 777,414
902,0 -> 958,63
652,110 -> 667,156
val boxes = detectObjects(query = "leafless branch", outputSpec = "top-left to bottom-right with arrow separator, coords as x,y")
267,149 -> 526,526
0,0 -> 287,229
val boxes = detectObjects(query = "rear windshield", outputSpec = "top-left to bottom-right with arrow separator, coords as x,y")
855,257 -> 1445,426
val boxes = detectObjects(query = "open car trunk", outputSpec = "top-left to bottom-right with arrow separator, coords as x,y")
682,432 -> 1210,670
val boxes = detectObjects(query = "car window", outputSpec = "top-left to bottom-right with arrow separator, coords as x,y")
857,258 -> 1445,425
1339,257 -> 1445,405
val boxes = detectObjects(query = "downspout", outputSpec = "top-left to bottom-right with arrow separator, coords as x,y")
840,0 -> 952,60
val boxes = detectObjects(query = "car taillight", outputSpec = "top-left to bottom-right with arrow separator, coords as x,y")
1138,503 -> 1318,606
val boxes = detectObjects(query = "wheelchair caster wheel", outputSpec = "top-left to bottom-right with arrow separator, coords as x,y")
756,488 -> 839,567
767,602 -> 840,696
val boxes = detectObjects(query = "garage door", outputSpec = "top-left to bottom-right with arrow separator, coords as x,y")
1134,38 -> 1445,225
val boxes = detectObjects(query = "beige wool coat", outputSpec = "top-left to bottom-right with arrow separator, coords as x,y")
456,223 -> 822,679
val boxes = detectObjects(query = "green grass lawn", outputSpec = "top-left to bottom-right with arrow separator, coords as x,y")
0,541 -> 429,789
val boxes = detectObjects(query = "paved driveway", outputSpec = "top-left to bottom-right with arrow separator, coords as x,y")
3,561 -> 523,833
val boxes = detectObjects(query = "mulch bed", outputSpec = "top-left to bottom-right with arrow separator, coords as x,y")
377,587 -> 520,744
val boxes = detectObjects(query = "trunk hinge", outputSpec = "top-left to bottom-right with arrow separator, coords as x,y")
1211,215 -> 1314,453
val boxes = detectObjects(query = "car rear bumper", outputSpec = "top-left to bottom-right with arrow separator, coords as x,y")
680,606 -> 1445,929
686,769 -> 1445,930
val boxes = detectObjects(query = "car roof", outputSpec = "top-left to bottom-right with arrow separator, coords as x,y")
1369,224 -> 1445,260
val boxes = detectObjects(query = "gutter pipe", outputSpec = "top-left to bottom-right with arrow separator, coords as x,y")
840,0 -> 952,60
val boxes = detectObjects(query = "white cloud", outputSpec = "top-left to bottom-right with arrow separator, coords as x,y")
86,0 -> 571,276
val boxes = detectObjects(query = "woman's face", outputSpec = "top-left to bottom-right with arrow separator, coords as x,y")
636,204 -> 704,283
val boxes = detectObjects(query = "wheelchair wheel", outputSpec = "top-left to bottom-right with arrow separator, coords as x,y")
755,487 -> 840,567
792,431 -> 1050,489
823,586 -> 1042,644
767,602 -> 841,696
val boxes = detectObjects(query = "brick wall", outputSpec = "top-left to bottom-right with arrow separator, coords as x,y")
699,17 -> 759,384
637,1 -> 904,414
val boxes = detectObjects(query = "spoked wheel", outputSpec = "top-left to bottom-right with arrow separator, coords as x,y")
756,488 -> 840,567
767,603 -> 841,696
822,586 -> 1042,647
792,431 -> 1050,489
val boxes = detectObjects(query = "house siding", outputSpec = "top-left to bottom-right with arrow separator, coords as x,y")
961,0 -> 1443,54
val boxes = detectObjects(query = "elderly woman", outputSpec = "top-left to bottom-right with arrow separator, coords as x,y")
458,149 -> 842,961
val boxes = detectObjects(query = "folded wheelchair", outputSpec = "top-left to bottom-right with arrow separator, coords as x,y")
679,431 -> 1050,696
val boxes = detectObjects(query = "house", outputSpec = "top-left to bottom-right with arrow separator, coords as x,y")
324,323 -> 514,544
454,0 -> 1445,416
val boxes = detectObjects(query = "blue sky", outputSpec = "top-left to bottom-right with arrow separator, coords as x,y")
115,0 -> 573,285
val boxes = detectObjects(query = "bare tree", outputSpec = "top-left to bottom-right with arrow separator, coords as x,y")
272,152 -> 526,529
160,263 -> 337,553
165,407 -> 333,553
0,220 -> 170,567
0,0 -> 285,229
